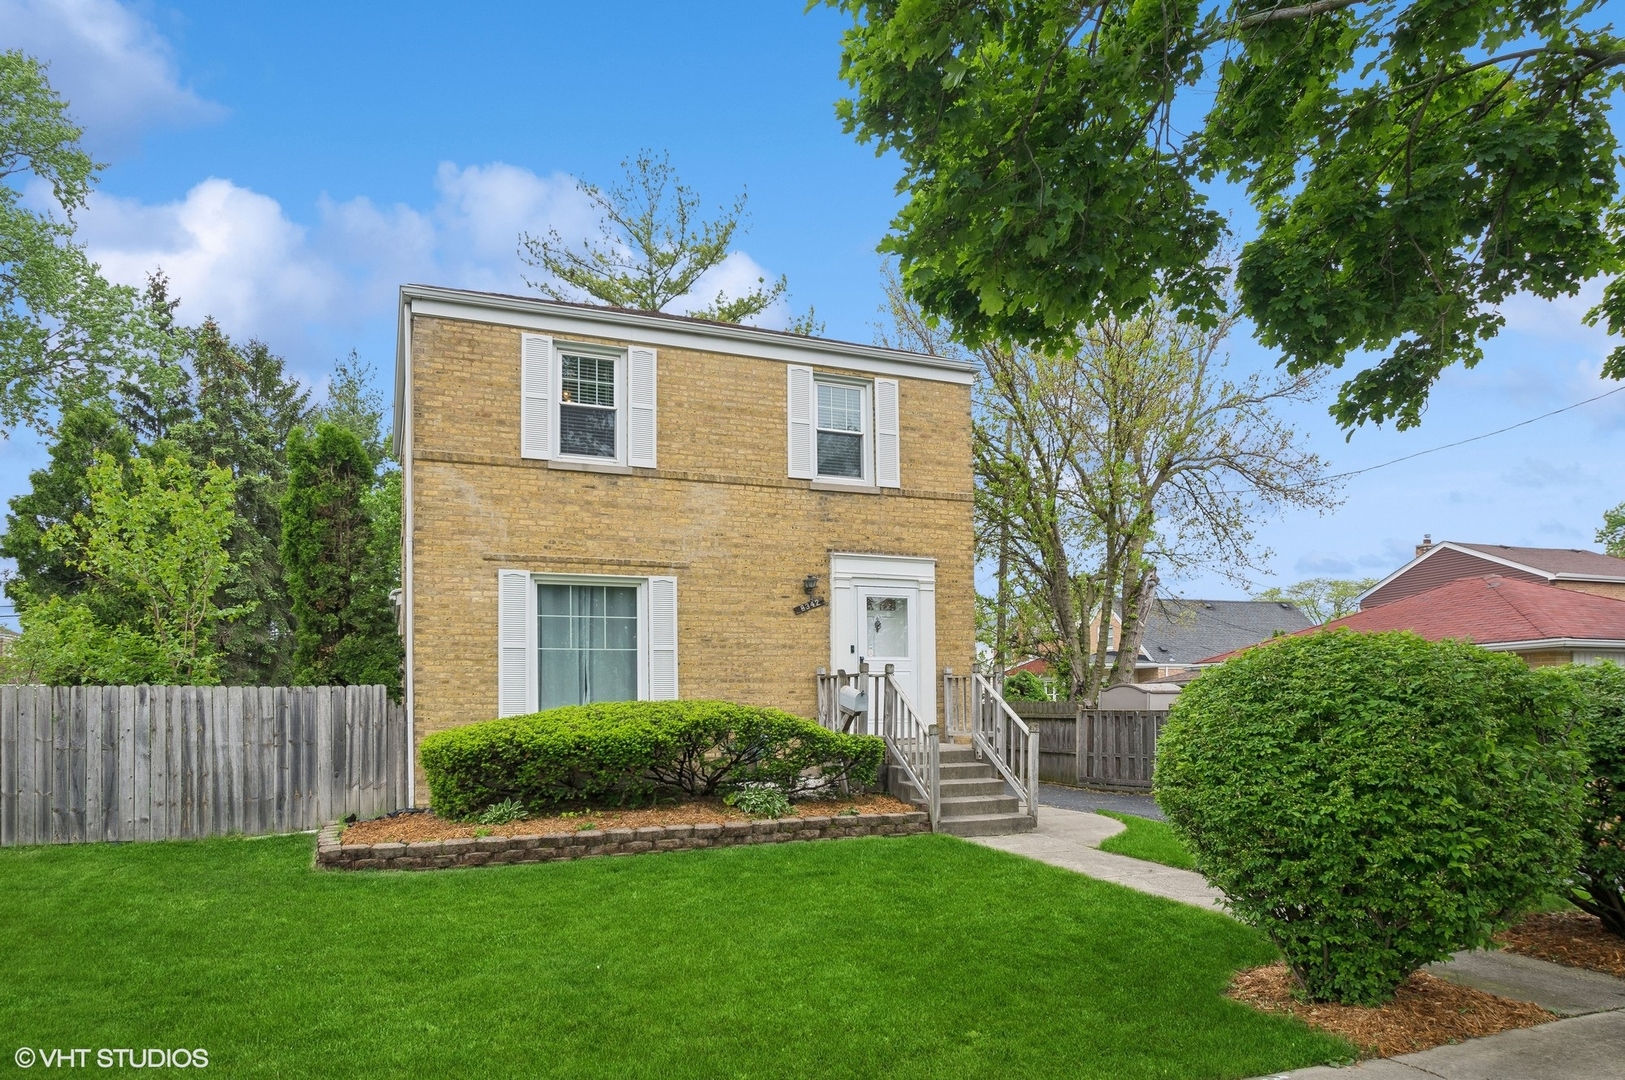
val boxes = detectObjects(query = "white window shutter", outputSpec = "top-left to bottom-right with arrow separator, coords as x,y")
497,570 -> 531,717
628,346 -> 657,468
875,377 -> 900,488
648,577 -> 678,700
520,334 -> 552,459
787,365 -> 815,479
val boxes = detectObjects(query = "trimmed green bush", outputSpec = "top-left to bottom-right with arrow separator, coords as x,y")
1155,630 -> 1584,1005
1003,670 -> 1048,701
419,700 -> 885,820
1563,662 -> 1625,936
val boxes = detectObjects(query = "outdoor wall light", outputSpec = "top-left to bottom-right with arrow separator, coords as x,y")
803,575 -> 819,594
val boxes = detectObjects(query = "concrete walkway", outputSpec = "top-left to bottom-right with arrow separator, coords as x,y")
967,805 -> 1226,912
1252,1009 -> 1625,1079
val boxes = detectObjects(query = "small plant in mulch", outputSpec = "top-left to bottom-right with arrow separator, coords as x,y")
1227,963 -> 1553,1060
724,785 -> 793,820
476,798 -> 528,826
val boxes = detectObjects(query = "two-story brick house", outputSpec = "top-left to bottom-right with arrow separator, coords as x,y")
392,284 -> 981,801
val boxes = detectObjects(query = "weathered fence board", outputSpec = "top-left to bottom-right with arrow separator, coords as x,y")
1011,702 -> 1169,791
0,685 -> 405,846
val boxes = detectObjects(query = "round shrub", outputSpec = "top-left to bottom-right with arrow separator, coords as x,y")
1003,670 -> 1048,701
1563,662 -> 1625,936
1155,630 -> 1583,1005
419,700 -> 885,820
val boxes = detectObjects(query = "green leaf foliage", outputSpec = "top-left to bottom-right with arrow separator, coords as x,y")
1002,669 -> 1049,701
1598,501 -> 1625,559
419,701 -> 886,820
0,50 -> 140,430
10,451 -> 244,685
1562,662 -> 1625,935
826,1 -> 1625,429
280,423 -> 401,694
1155,630 -> 1584,1004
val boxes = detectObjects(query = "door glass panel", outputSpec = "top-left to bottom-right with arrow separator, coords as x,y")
538,583 -> 639,708
866,596 -> 909,657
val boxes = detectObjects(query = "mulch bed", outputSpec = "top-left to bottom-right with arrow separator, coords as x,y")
1227,963 -> 1554,1059
1496,911 -> 1625,979
343,793 -> 916,846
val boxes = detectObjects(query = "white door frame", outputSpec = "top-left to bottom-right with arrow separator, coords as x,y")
829,553 -> 937,721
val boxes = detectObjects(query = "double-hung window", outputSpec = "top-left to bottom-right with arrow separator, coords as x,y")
787,365 -> 898,488
815,379 -> 867,481
559,351 -> 619,459
538,582 -> 638,708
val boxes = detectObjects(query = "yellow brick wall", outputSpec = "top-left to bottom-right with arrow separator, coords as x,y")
1552,580 -> 1625,603
406,314 -> 975,785
1515,649 -> 1576,668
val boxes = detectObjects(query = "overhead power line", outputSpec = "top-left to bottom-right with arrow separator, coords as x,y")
1323,384 -> 1625,483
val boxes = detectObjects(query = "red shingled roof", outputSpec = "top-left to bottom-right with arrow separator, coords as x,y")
1198,575 -> 1625,663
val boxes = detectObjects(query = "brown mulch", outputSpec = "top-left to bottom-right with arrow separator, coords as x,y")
1496,911 -> 1625,979
1227,963 -> 1554,1059
342,792 -> 916,846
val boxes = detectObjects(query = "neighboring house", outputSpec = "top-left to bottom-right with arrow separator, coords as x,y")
1003,599 -> 1312,685
1135,599 -> 1313,680
1361,537 -> 1625,609
1201,574 -> 1625,668
392,285 -> 977,796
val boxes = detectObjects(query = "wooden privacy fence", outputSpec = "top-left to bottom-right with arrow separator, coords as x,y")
0,684 -> 407,847
1010,701 -> 1167,791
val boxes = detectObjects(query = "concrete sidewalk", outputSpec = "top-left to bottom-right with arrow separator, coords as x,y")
1252,1009 -> 1625,1079
967,806 -> 1226,912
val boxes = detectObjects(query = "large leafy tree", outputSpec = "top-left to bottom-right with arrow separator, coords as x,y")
281,423 -> 401,693
827,1 -> 1625,430
1,50 -> 137,431
520,149 -> 821,333
11,451 -> 244,685
884,272 -> 1334,702
1253,577 -> 1378,623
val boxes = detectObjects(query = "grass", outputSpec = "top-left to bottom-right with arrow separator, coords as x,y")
1097,811 -> 1199,870
0,833 -> 1348,1079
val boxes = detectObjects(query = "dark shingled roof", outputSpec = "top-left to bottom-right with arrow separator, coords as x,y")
1139,599 -> 1313,666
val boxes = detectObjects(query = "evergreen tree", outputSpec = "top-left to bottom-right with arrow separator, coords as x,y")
179,320 -> 311,683
318,350 -> 389,468
281,424 -> 400,693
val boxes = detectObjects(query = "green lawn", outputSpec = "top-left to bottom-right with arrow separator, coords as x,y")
0,833 -> 1348,1079
1097,811 -> 1199,870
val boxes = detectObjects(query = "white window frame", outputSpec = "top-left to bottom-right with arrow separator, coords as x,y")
528,573 -> 650,710
813,375 -> 872,485
554,342 -> 627,465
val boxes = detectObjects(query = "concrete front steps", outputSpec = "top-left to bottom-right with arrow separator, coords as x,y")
889,742 -> 1037,837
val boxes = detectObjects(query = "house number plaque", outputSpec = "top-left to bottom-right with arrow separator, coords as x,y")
793,596 -> 827,615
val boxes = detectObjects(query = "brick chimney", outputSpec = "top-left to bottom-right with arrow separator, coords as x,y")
1415,534 -> 1434,558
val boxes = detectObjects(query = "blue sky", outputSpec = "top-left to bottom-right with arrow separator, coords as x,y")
2,0 -> 1623,623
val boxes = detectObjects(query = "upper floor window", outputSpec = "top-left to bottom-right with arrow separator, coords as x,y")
559,352 -> 618,459
816,379 -> 866,480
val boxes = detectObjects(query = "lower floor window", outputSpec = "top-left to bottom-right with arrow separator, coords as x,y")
538,583 -> 638,708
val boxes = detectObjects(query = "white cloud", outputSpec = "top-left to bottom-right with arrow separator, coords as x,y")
0,0 -> 223,153
67,160 -> 797,356
1292,552 -> 1355,575
80,177 -> 344,347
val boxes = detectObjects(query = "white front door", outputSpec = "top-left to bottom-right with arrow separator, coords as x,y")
856,585 -> 919,709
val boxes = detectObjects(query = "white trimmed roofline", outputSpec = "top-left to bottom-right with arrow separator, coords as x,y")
1356,541 -> 1573,606
1479,638 -> 1625,652
390,284 -> 976,459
